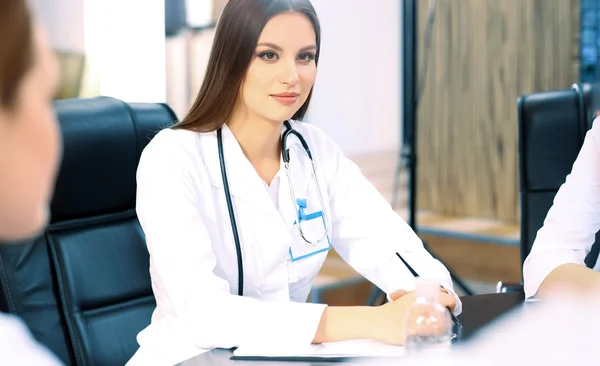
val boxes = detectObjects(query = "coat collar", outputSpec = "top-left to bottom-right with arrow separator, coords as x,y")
203,122 -> 314,220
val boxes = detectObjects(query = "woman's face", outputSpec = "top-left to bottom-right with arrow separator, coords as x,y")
237,11 -> 318,124
0,26 -> 61,240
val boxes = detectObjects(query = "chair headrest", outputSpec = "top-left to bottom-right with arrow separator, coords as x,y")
50,96 -> 176,223
518,88 -> 585,191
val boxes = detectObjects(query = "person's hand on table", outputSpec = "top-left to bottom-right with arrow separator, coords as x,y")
367,287 -> 457,345
370,291 -> 418,345
389,287 -> 457,312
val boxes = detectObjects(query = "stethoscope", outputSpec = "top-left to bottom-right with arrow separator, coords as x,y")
217,120 -> 329,296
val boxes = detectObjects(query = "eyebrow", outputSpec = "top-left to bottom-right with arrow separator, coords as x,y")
256,42 -> 318,52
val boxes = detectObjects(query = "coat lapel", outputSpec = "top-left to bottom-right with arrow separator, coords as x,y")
201,122 -> 318,226
202,124 -> 277,216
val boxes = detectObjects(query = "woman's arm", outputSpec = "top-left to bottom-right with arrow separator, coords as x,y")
313,290 -> 457,345
536,264 -> 600,298
320,133 -> 460,314
136,131 -> 327,350
524,120 -> 600,299
139,130 -> 455,349
138,130 -> 453,351
313,306 -> 379,343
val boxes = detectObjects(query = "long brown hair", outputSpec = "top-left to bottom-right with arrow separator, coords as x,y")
175,0 -> 321,132
0,0 -> 34,109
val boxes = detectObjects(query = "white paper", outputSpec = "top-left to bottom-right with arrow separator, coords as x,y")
233,339 -> 404,358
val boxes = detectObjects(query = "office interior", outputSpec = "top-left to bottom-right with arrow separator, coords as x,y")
29,0 -> 591,308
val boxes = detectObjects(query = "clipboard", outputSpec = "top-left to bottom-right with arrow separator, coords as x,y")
230,339 -> 405,362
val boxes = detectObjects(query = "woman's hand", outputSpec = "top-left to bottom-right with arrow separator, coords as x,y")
369,289 -> 457,345
389,287 -> 457,312
312,288 -> 456,345
369,292 -> 418,345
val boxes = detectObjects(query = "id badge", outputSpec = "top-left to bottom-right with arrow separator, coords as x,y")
288,199 -> 331,262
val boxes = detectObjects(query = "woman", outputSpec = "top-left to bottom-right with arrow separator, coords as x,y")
0,0 -> 62,364
523,114 -> 600,299
130,0 -> 460,364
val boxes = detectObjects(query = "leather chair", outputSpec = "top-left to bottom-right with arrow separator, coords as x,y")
0,235 -> 74,363
497,83 -> 600,292
0,96 -> 176,365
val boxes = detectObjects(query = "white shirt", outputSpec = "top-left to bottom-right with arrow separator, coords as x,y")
523,120 -> 600,298
0,313 -> 63,365
127,121 -> 461,366
523,118 -> 600,298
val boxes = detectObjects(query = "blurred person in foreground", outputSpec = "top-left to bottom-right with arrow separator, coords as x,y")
0,0 -> 63,364
397,287 -> 600,366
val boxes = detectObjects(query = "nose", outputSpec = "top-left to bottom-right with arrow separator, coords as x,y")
279,61 -> 300,86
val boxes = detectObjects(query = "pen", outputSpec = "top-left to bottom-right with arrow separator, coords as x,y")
395,252 -> 463,329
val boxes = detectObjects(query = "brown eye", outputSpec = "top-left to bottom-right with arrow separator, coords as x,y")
259,51 -> 278,61
298,53 -> 315,62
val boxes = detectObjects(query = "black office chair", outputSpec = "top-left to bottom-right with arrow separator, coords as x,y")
497,83 -> 600,293
0,96 -> 176,365
0,235 -> 75,364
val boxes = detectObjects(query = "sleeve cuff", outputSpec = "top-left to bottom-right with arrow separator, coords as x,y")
447,288 -> 462,315
243,302 -> 328,347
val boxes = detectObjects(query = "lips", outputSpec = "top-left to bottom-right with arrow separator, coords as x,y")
271,92 -> 299,105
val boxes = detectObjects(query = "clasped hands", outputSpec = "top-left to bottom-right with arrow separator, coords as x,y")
370,287 -> 457,345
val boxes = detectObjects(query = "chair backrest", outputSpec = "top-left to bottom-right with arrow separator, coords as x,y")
0,96 -> 176,365
518,83 -> 600,268
0,235 -> 75,364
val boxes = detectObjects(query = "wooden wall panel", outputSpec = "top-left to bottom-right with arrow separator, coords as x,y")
416,0 -> 579,223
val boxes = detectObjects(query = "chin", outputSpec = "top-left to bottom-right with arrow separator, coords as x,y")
263,100 -> 303,123
262,115 -> 293,124
0,206 -> 49,242
269,110 -> 299,123
0,224 -> 44,242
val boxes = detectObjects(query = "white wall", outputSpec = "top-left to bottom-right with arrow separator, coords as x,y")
83,0 -> 166,103
30,0 -> 167,103
30,0 -> 402,143
30,0 -> 85,52
185,0 -> 213,28
307,0 -> 402,157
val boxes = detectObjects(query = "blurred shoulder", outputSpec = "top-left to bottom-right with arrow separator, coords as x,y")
0,314 -> 62,365
142,127 -> 201,154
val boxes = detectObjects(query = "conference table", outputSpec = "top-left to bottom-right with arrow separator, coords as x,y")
178,291 -> 526,365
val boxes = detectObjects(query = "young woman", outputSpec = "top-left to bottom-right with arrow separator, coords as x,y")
523,115 -> 600,299
0,0 -> 62,364
129,0 -> 461,364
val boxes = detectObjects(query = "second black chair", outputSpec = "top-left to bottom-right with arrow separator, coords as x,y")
498,83 -> 600,293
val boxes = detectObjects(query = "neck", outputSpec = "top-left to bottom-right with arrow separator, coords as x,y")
226,114 -> 283,164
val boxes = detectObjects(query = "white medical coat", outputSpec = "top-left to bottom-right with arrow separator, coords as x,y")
0,313 -> 62,365
127,121 -> 461,365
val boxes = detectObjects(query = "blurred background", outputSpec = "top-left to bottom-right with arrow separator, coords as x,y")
30,0 -> 595,305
